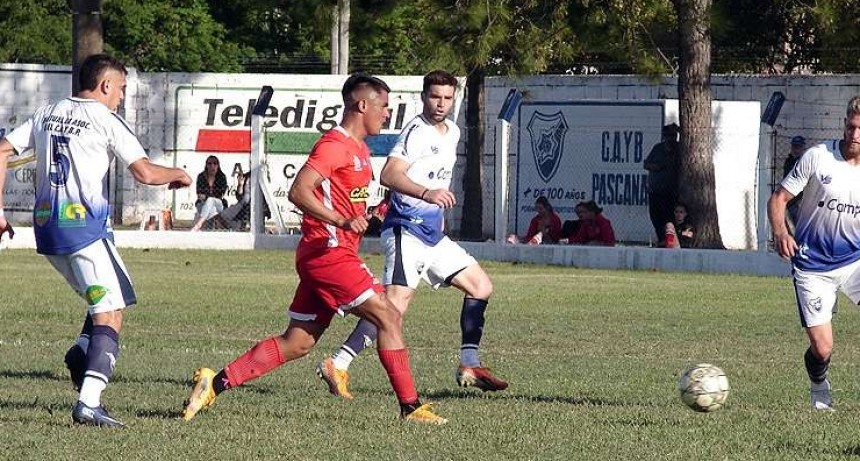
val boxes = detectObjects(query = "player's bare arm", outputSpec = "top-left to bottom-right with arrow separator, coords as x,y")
128,157 -> 192,189
767,186 -> 798,260
288,165 -> 368,234
380,156 -> 456,208
0,139 -> 16,239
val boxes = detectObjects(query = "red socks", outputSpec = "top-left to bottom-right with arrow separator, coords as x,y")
224,336 -> 286,388
378,348 -> 419,405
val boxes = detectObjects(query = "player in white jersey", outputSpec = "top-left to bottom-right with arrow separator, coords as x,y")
316,70 -> 508,399
768,95 -> 860,412
0,54 -> 192,427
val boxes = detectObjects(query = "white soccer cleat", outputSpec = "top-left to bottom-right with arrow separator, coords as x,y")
810,379 -> 834,412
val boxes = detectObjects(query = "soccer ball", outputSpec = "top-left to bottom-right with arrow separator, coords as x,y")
677,363 -> 730,412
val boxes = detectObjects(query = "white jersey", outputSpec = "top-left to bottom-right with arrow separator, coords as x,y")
5,97 -> 147,255
381,115 -> 459,245
781,140 -> 860,271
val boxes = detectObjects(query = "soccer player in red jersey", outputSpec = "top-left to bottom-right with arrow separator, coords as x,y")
181,73 -> 446,424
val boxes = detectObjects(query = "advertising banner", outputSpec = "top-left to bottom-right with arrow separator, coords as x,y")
514,101 -> 664,244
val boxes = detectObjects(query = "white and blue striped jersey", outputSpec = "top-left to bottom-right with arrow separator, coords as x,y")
381,115 -> 459,245
781,140 -> 860,271
5,97 -> 147,255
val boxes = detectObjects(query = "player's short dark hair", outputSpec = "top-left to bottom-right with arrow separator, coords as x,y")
78,54 -> 128,92
341,72 -> 391,107
422,70 -> 458,94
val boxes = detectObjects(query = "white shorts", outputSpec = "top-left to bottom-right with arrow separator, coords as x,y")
45,238 -> 137,315
792,258 -> 860,327
381,226 -> 477,289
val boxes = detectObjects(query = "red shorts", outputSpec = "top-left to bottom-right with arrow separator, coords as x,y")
288,246 -> 383,327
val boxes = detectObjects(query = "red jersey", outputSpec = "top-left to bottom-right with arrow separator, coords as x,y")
298,127 -> 373,254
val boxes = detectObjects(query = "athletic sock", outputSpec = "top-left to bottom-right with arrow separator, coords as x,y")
74,313 -> 94,351
78,325 -> 119,407
212,370 -> 231,395
378,348 -> 418,405
333,319 -> 378,370
223,336 -> 285,389
804,347 -> 830,384
460,298 -> 488,368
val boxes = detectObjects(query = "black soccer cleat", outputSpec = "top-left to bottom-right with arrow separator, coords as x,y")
72,401 -> 125,428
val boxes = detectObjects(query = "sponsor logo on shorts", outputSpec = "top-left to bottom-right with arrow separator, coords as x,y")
59,201 -> 87,227
349,186 -> 369,202
807,297 -> 823,313
86,285 -> 108,306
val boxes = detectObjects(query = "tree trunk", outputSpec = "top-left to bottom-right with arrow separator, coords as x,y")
71,0 -> 103,96
673,0 -> 723,248
461,68 -> 485,240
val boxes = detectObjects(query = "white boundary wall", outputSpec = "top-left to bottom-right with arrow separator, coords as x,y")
2,227 -> 790,277
3,65 -> 858,275
483,74 -> 860,244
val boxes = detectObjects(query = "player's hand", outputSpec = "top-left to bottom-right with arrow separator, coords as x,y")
341,215 -> 369,234
422,189 -> 456,209
773,231 -> 798,260
0,216 -> 14,240
169,172 -> 194,189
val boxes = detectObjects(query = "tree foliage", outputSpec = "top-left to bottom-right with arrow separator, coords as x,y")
565,0 -> 676,74
0,1 -> 72,64
103,0 -> 251,72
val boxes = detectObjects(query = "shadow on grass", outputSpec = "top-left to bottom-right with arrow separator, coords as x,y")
0,395 -> 64,415
136,408 -> 184,420
0,367 -> 271,389
0,369 -> 67,383
843,446 -> 860,457
418,388 -> 631,407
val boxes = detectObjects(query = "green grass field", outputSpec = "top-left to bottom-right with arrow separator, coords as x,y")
3,248 -> 860,460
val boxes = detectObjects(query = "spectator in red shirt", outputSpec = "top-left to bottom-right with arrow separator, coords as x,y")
507,196 -> 562,244
568,200 -> 615,246
525,196 -> 562,244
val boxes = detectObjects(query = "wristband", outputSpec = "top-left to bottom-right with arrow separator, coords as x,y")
0,209 -> 4,218
420,189 -> 428,200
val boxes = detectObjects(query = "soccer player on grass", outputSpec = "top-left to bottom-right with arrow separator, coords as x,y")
0,54 -> 193,427
316,70 -> 507,399
182,73 -> 446,425
768,95 -> 860,412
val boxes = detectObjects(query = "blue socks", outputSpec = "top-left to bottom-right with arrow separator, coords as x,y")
460,298 -> 487,367
332,319 -> 379,370
79,325 -> 120,406
804,347 -> 830,384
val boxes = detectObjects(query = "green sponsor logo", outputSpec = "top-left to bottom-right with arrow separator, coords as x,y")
59,201 -> 87,228
85,285 -> 108,305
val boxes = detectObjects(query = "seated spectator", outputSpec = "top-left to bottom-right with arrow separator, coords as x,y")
190,155 -> 228,231
664,202 -> 695,248
203,170 -> 270,231
560,219 -> 581,240
506,196 -> 562,245
565,200 -> 615,246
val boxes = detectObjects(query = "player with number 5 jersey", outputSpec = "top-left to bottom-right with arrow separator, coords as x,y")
0,54 -> 192,427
